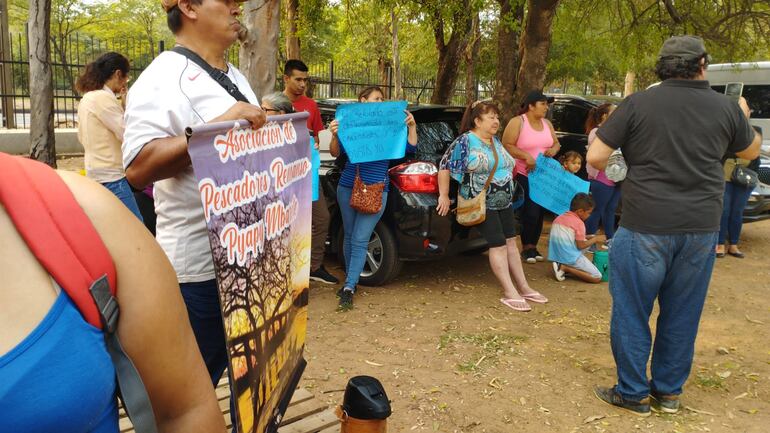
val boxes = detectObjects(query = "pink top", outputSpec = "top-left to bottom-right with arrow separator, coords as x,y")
586,128 -> 615,186
552,211 -> 587,242
514,114 -> 554,176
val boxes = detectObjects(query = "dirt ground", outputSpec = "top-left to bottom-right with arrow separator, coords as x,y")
304,219 -> 769,433
57,155 -> 770,433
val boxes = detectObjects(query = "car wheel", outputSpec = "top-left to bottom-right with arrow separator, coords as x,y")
336,221 -> 402,286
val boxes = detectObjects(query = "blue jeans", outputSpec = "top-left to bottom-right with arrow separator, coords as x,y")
718,182 -> 752,245
180,279 -> 236,430
336,185 -> 388,289
102,178 -> 143,222
585,180 -> 621,239
609,227 -> 717,400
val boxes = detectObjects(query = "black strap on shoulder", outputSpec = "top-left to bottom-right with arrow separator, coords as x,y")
171,45 -> 250,103
90,276 -> 159,433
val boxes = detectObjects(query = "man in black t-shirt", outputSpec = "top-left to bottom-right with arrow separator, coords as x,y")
587,35 -> 760,417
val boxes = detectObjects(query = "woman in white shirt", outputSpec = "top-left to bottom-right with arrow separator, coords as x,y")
76,52 -> 142,221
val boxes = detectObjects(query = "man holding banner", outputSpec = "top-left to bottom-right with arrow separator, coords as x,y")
122,0 -> 264,426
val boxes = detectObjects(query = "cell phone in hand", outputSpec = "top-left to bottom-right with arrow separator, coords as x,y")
725,82 -> 744,102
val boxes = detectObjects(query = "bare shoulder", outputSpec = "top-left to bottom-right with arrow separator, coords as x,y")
502,116 -> 523,143
55,171 -> 176,290
55,171 -> 139,238
507,115 -> 523,127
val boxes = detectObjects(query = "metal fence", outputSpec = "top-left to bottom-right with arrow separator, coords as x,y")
0,31 -> 489,129
305,62 -> 493,106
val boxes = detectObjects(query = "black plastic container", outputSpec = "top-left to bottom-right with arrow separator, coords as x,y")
342,376 -> 392,420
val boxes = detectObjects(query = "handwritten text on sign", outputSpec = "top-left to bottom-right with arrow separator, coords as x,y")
528,154 -> 590,215
336,101 -> 408,164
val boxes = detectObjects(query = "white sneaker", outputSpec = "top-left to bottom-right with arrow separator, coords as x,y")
552,262 -> 566,282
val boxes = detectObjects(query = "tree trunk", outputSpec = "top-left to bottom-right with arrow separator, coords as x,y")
52,38 -> 77,98
493,0 -> 525,123
624,70 -> 635,96
28,0 -> 56,167
285,0 -> 301,60
430,0 -> 474,105
464,13 -> 480,107
377,57 -> 391,98
513,0 -> 560,107
239,0 -> 280,100
391,9 -> 401,100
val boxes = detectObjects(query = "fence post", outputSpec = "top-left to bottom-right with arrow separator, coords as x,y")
329,60 -> 334,99
0,0 -> 16,128
159,40 -> 165,54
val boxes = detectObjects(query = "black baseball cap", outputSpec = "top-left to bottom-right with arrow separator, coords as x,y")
658,35 -> 711,62
521,90 -> 554,108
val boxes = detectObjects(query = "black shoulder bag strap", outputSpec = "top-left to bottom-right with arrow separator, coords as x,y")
171,46 -> 250,103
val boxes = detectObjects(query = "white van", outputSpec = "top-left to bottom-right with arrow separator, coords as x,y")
707,62 -> 769,156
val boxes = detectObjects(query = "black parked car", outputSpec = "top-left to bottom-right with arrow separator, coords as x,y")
547,94 -> 598,179
316,96 -> 598,285
318,102 -> 487,286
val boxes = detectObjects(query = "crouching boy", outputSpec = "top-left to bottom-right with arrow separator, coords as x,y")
549,193 -> 605,283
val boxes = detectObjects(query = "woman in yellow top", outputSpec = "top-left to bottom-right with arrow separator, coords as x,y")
76,52 -> 142,221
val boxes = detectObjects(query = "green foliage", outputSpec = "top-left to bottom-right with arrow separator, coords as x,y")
547,1 -> 627,93
284,0 -> 338,64
7,0 -> 28,31
8,0 -> 770,98
92,0 -> 173,48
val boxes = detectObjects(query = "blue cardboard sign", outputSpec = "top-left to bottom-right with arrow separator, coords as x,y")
310,138 -> 320,201
336,101 -> 408,163
528,154 -> 590,215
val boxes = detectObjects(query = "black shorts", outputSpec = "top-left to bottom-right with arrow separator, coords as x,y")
477,206 -> 517,248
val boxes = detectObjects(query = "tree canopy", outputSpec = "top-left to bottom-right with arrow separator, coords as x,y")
7,0 -> 770,100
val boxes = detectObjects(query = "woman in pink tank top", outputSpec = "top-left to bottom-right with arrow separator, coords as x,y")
501,90 -> 561,264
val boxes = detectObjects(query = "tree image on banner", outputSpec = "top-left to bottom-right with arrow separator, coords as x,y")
187,113 -> 312,433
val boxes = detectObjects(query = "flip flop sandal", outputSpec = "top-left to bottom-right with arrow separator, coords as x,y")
522,292 -> 549,304
499,297 -> 532,312
728,251 -> 745,258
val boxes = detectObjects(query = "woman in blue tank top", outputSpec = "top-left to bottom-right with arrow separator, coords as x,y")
0,170 -> 226,432
328,86 -> 418,310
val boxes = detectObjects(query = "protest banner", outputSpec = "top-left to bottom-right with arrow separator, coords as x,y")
187,112 -> 311,433
310,139 -> 320,201
528,154 -> 590,215
336,100 -> 408,163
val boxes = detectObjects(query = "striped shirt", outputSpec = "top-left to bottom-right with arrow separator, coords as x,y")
338,141 -> 415,192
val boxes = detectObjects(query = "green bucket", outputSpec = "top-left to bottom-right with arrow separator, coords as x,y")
593,250 -> 610,282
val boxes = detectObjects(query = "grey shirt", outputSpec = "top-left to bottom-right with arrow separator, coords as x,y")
597,79 -> 755,234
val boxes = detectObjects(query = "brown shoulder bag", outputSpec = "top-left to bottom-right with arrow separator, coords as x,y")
350,166 -> 385,214
456,141 -> 499,226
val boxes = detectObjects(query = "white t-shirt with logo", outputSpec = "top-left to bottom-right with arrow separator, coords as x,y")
122,50 -> 259,283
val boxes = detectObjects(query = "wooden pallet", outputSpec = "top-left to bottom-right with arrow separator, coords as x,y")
119,377 -> 339,433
